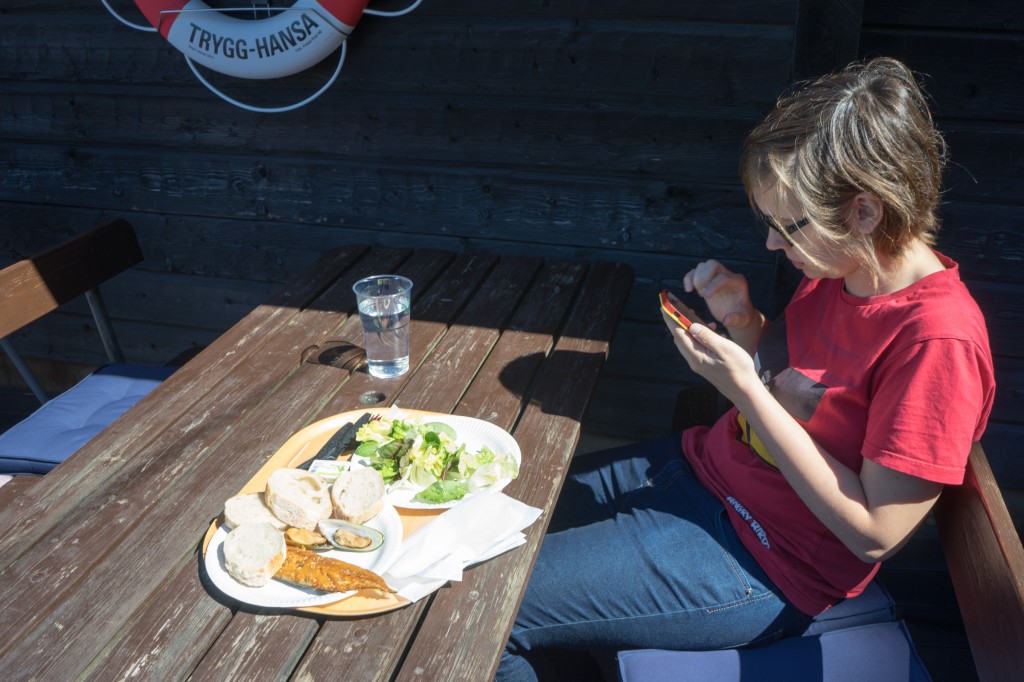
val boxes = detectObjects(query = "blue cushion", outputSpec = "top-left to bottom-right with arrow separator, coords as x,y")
801,580 -> 895,635
617,621 -> 931,682
0,364 -> 175,475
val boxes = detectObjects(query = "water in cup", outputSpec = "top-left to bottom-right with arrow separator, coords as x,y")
358,296 -> 411,377
352,275 -> 413,378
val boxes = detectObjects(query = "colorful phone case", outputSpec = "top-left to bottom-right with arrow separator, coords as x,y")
659,290 -> 692,329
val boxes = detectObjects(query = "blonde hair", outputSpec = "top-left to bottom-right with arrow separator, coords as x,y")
741,57 -> 947,279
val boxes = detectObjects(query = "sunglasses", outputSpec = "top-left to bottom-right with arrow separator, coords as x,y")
756,211 -> 810,241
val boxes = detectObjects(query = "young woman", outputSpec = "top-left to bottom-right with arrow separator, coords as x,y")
496,57 -> 995,681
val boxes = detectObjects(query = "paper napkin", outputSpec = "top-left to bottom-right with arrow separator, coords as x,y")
381,492 -> 542,602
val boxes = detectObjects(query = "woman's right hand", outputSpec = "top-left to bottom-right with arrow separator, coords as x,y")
683,260 -> 756,329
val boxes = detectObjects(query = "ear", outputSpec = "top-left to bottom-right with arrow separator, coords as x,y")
848,193 -> 883,235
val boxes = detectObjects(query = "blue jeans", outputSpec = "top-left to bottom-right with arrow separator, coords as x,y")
496,434 -> 811,681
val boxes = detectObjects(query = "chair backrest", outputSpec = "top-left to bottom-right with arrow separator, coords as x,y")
0,220 -> 143,401
933,442 -> 1024,682
1,219 -> 143,338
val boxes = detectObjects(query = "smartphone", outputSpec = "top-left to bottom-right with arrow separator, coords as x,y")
659,289 -> 693,330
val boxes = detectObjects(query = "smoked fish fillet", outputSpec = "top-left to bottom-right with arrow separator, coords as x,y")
274,546 -> 394,593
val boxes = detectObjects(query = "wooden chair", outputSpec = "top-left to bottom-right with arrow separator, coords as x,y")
0,220 -> 177,477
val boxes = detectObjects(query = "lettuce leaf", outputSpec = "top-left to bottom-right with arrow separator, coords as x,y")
411,480 -> 469,503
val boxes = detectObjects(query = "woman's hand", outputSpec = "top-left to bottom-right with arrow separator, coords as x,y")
683,260 -> 756,329
683,260 -> 766,356
662,315 -> 761,405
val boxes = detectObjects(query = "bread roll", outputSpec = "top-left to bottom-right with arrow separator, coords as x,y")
223,522 -> 286,588
265,468 -> 333,531
331,467 -> 385,524
223,492 -> 288,530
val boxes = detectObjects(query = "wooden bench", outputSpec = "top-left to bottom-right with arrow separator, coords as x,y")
0,220 -> 177,477
933,442 -> 1024,680
616,388 -> 1024,681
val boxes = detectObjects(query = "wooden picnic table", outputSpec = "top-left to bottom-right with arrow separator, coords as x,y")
0,244 -> 633,681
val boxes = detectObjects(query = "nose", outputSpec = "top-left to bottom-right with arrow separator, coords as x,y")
765,227 -> 790,252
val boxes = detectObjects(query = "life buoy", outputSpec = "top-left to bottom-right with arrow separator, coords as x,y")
132,0 -> 369,79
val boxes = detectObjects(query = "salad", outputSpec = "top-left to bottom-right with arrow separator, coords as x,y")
353,416 -> 519,504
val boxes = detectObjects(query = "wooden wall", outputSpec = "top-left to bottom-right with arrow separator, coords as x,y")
857,4 -> 1024,675
1,1 -> 1021,504
857,0 -> 1024,517
1,0 -> 809,430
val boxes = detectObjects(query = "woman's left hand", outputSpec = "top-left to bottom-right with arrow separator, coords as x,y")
663,314 -> 760,403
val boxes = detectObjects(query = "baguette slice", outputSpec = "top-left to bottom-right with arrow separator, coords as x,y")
265,468 -> 333,531
274,546 -> 393,594
331,467 -> 385,525
223,522 -> 286,588
223,492 -> 288,531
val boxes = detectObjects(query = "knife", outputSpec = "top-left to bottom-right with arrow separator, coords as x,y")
296,412 -> 374,470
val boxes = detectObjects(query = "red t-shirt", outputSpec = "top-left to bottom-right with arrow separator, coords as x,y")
683,253 -> 995,615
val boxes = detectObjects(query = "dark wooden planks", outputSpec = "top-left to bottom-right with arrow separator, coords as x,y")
0,245 -> 369,567
934,443 -> 1024,682
82,557 -> 233,681
281,258 -> 625,682
859,30 -> 1024,122
0,472 -> 38,510
69,251 -> 471,680
0,0 -> 799,462
455,259 -> 589,422
863,0 -> 1024,31
0,144 -> 765,254
0,12 -> 794,106
0,247 -> 423,677
214,255 -> 575,679
792,0 -> 864,80
0,84 -> 765,178
393,261 -> 634,681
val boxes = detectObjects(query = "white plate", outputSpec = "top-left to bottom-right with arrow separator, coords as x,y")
352,414 -> 521,510
204,504 -> 402,608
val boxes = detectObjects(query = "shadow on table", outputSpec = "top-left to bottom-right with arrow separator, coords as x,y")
498,350 -> 607,420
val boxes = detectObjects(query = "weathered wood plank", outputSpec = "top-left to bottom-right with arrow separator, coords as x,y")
940,124 -> 1024,206
934,444 -> 1024,682
392,261 -> 633,680
936,201 -> 1024,283
976,422 -> 1024,493
0,248 -> 441,677
289,259 -> 591,681
0,245 -> 372,569
964,279 -> 1024,360
792,0 -> 864,80
8,269 -> 272,336
72,251 -> 471,680
0,473 -> 38,510
0,245 -> 385,569
0,146 -> 768,258
455,259 -> 589,423
81,558 -> 233,681
863,0 -> 1024,32
5,0 -> 799,23
0,13 -> 794,108
7,315 -> 222,368
187,612 -> 318,681
0,84 -> 764,184
859,30 -> 1024,122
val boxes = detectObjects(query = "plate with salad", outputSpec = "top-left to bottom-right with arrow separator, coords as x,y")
349,410 -> 521,509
